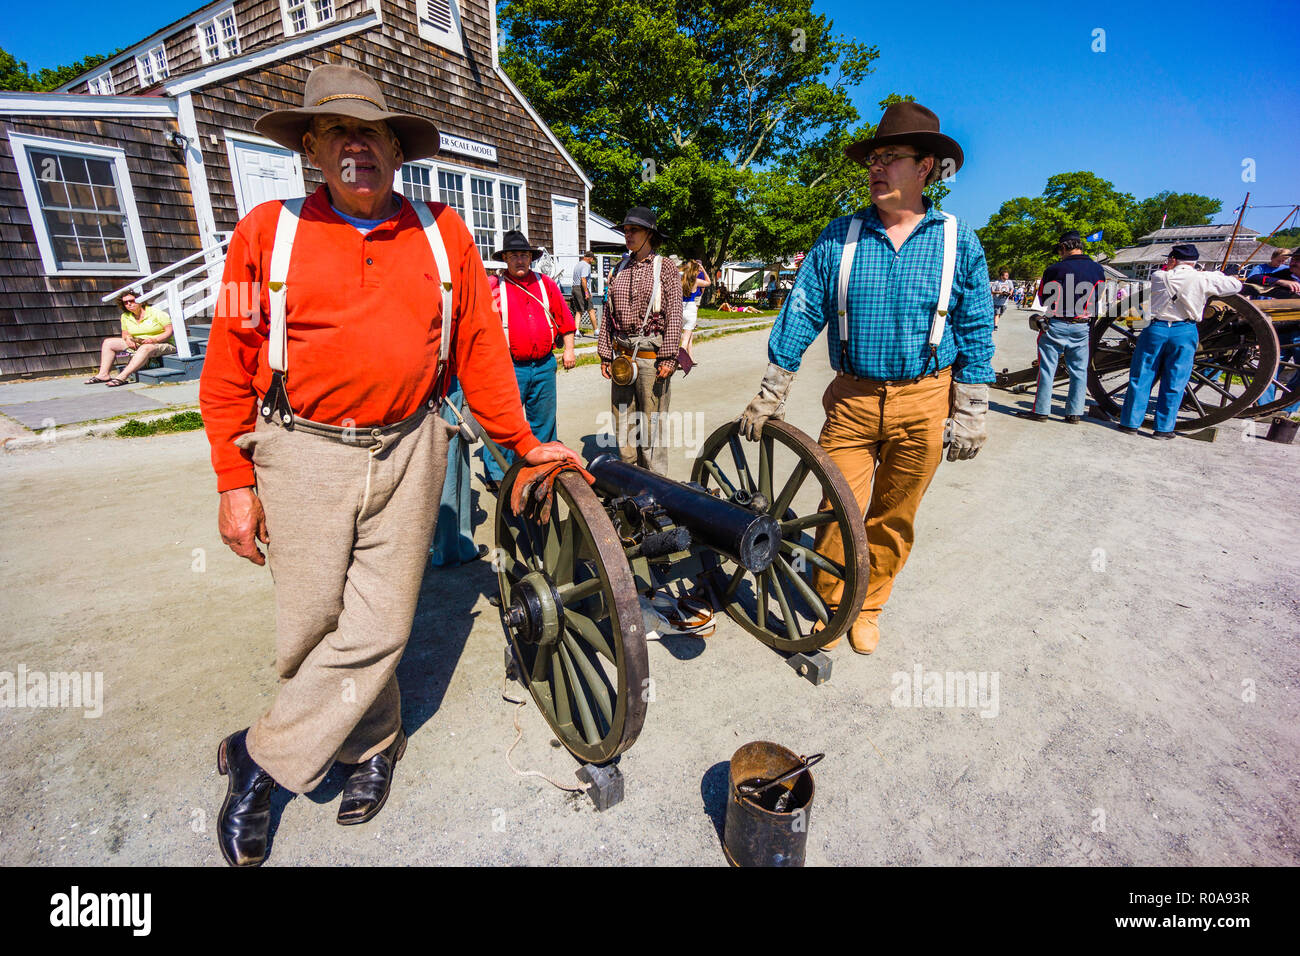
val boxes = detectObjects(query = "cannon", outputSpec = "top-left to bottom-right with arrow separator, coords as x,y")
474,420 -> 868,766
1084,291 -> 1300,430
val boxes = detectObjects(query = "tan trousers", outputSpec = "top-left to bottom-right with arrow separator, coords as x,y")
812,369 -> 952,621
611,350 -> 672,476
239,407 -> 451,794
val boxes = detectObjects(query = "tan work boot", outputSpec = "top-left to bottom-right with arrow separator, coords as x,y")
811,617 -> 841,650
847,615 -> 881,655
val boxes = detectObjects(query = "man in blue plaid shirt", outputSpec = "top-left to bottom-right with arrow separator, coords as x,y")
741,103 -> 995,655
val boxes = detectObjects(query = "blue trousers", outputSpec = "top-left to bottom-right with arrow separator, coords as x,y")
479,353 -> 557,483
1258,329 -> 1300,414
1120,321 -> 1199,432
1033,319 -> 1091,416
430,377 -> 480,567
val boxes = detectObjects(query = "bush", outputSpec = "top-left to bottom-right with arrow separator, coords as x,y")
116,410 -> 204,437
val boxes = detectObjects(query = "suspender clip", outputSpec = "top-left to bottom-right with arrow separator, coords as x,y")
260,370 -> 295,428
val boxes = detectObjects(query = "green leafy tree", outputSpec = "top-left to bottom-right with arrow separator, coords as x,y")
1131,191 -> 1222,237
498,0 -> 880,271
977,171 -> 1136,279
0,46 -> 118,92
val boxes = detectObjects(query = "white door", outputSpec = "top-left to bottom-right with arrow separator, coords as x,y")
550,196 -> 580,289
228,138 -> 304,216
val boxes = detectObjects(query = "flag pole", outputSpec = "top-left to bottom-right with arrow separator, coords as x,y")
1221,193 -> 1249,271
1236,204 -> 1300,270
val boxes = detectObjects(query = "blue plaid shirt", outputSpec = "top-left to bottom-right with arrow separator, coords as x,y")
768,201 -> 996,384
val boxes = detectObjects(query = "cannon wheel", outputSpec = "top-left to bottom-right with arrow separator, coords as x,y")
1087,294 -> 1279,431
690,420 -> 869,654
495,464 -> 648,765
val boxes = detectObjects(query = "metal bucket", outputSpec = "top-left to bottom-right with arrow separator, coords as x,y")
723,741 -> 820,867
1265,417 -> 1299,444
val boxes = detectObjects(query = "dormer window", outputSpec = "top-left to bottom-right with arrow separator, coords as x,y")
136,45 -> 169,86
198,8 -> 241,63
85,71 -> 114,96
283,0 -> 335,36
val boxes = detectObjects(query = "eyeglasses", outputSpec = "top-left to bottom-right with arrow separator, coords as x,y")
862,151 -> 922,169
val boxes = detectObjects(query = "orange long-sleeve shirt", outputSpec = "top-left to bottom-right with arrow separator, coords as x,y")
200,186 -> 539,492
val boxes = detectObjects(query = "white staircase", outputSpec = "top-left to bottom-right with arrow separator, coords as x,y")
102,235 -> 229,383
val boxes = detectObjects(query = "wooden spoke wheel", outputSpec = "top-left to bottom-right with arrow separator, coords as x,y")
1088,294 -> 1279,431
690,420 -> 868,654
495,463 -> 648,765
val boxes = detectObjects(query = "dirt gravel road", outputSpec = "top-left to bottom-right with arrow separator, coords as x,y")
1,311 -> 1296,866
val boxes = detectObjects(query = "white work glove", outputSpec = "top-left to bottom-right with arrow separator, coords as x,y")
739,363 -> 795,441
947,382 -> 988,461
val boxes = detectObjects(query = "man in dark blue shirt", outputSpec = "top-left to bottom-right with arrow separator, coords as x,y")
1020,230 -> 1106,423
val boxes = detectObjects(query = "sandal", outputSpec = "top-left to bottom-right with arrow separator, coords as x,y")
85,376 -> 111,384
106,377 -> 129,387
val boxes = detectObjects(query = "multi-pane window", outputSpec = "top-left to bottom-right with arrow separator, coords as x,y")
438,171 -> 465,219
26,149 -> 135,269
283,0 -> 334,35
136,45 -> 168,86
198,8 -> 240,62
470,177 -> 496,261
499,183 -> 522,233
86,71 -> 114,96
401,165 -> 433,202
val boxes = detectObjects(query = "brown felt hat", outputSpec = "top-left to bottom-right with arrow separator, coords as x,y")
845,102 -> 963,176
254,64 -> 441,161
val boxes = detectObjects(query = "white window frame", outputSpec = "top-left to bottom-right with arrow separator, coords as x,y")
396,159 -> 526,260
135,44 -> 169,87
9,132 -> 152,278
85,70 -> 114,96
416,0 -> 465,56
281,0 -> 336,37
197,8 -> 241,63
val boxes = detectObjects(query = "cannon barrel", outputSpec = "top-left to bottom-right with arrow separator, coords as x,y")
587,454 -> 781,574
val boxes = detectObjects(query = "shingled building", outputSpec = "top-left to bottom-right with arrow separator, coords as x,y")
0,0 -> 592,378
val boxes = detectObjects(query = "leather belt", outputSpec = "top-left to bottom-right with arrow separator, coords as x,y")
617,344 -> 660,361
836,367 -> 951,387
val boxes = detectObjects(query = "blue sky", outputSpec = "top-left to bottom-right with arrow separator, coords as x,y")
4,0 -> 1296,235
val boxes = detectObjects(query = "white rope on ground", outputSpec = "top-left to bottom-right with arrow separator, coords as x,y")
500,673 -> 589,793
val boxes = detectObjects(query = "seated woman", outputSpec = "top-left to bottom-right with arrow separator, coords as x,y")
86,292 -> 176,386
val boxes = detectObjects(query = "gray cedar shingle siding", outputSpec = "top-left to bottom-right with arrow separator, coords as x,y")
0,116 -> 201,376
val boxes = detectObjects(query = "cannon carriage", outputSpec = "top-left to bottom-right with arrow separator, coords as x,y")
475,419 -> 868,767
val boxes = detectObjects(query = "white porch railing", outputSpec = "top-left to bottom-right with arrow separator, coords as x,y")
102,234 -> 230,360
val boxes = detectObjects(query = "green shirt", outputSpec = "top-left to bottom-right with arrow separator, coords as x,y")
121,305 -> 172,342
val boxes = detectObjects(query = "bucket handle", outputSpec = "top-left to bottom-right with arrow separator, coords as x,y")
735,753 -> 824,801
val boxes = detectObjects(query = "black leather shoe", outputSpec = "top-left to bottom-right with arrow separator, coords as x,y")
1152,431 -> 1176,441
1016,411 -> 1048,422
216,729 -> 276,867
1117,425 -> 1139,434
337,729 -> 407,826
1064,415 -> 1082,424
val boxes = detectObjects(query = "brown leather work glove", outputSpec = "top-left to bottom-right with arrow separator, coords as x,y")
510,461 -> 596,525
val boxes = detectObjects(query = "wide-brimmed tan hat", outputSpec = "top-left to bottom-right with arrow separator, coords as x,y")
254,64 -> 441,161
845,102 -> 963,176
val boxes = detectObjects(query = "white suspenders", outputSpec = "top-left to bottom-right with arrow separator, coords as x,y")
836,211 -> 958,374
261,197 -> 454,425
495,270 -> 553,336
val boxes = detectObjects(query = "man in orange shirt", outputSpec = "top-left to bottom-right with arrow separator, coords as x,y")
199,65 -> 577,867
479,230 -> 577,491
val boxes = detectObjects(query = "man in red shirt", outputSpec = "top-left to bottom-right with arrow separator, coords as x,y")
479,230 -> 577,491
199,64 -> 577,867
